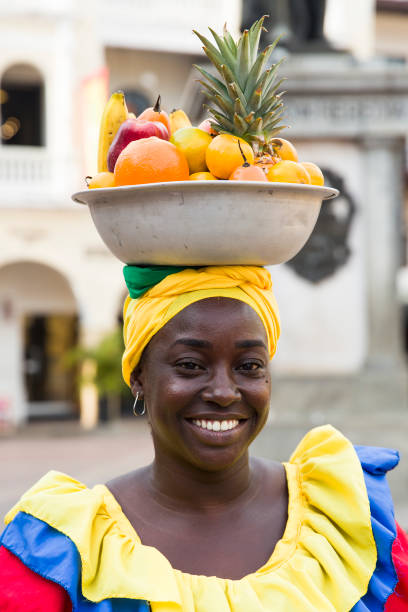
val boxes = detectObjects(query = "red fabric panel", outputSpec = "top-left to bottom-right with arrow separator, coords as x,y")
386,523 -> 408,611
0,545 -> 72,611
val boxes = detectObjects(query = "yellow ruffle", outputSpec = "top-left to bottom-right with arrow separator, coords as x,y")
5,425 -> 376,611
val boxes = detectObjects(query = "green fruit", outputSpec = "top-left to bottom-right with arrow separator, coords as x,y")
170,127 -> 212,173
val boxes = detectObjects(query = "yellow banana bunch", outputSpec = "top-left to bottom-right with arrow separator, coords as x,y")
169,108 -> 191,135
97,91 -> 128,173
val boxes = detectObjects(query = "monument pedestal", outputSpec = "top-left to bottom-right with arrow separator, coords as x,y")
271,55 -> 408,386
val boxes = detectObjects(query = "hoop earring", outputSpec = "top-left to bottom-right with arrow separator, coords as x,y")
132,392 -> 146,416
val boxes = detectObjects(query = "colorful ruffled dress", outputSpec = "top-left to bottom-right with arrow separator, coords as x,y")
1,425 -> 407,611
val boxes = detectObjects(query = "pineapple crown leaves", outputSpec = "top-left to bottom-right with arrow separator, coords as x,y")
193,16 -> 287,152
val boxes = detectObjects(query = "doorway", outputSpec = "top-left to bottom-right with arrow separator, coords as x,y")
24,314 -> 78,416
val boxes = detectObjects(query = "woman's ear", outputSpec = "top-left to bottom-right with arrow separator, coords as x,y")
130,365 -> 144,399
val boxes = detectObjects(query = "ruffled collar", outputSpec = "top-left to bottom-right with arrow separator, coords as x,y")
5,425 -> 377,611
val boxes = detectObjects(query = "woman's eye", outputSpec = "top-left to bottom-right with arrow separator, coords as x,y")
176,361 -> 202,371
239,361 -> 264,371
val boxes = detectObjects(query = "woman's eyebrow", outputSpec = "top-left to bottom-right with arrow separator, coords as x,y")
172,338 -> 212,348
235,339 -> 267,349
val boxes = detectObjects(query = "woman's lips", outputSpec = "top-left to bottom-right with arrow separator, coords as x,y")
191,418 -> 239,431
184,417 -> 249,442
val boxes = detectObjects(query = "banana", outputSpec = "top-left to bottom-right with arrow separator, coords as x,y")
97,91 -> 128,173
169,108 -> 191,135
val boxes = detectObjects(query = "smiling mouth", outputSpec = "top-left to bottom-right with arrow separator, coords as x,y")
190,418 -> 242,432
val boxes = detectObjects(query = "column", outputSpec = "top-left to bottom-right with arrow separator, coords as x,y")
361,136 -> 405,367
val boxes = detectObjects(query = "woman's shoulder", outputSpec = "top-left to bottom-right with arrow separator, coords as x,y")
283,425 -> 401,533
0,471 -> 96,610
279,425 -> 405,610
0,470 -> 152,610
4,470 -> 108,527
287,423 -> 400,475
254,424 -> 400,490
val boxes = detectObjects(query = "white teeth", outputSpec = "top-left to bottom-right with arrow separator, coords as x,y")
191,419 -> 240,431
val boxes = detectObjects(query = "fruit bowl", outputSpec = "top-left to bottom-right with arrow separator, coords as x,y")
72,181 -> 338,266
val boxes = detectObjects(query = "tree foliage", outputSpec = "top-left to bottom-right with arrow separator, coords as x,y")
66,328 -> 127,397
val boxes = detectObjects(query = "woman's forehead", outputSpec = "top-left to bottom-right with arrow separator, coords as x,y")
157,298 -> 267,341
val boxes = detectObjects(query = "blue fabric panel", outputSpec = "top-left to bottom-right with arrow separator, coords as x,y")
0,512 -> 150,611
351,445 -> 400,611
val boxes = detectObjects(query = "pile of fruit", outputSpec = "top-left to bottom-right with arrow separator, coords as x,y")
88,17 -> 324,190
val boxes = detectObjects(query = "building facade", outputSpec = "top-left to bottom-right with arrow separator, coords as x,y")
0,0 -> 407,429
0,0 -> 241,427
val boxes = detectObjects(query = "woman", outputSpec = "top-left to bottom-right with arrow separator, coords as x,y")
1,265 -> 407,611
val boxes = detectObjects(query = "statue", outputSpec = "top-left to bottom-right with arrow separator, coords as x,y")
285,169 -> 356,283
241,0 -> 332,52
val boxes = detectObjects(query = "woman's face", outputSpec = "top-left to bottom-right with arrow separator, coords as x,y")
131,298 -> 271,471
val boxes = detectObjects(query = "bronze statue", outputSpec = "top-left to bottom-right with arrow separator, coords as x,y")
241,0 -> 331,52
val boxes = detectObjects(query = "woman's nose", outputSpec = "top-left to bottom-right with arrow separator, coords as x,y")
201,366 -> 241,407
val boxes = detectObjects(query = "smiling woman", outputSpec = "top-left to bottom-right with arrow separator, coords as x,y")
1,265 -> 408,611
129,297 -> 272,470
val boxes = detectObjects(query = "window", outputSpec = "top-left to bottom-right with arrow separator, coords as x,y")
377,0 -> 408,12
122,89 -> 151,116
1,63 -> 45,146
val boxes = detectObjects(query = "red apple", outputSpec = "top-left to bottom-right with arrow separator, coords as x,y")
154,121 -> 170,140
107,119 -> 169,172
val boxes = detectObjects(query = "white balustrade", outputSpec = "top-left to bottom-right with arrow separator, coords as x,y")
0,146 -> 50,186
0,146 -> 79,207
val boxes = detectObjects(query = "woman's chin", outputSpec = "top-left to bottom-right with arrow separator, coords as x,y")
186,448 -> 247,472
179,419 -> 255,471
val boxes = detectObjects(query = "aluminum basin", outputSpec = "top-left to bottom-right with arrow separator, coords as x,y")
72,181 -> 338,266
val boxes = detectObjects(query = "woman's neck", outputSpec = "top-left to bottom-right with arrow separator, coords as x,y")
148,446 -> 259,514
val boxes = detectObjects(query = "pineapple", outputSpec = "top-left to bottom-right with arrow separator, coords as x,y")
193,16 -> 287,158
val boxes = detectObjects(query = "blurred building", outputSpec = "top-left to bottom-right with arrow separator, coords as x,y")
0,0 -> 241,427
0,0 -> 407,430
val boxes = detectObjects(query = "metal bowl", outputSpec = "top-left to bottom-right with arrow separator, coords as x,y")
72,181 -> 338,266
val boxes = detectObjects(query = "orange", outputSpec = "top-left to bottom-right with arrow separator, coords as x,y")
170,127 -> 212,173
300,162 -> 324,186
271,138 -> 298,162
267,160 -> 311,184
229,163 -> 267,181
114,137 -> 189,186
206,134 -> 254,179
86,171 -> 115,189
189,171 -> 217,180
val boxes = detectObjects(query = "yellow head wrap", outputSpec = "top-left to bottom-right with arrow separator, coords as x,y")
122,265 -> 280,386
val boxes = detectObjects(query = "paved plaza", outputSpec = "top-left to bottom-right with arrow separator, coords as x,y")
0,418 -> 154,520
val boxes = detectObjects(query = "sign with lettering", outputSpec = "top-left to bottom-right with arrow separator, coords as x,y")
284,94 -> 408,137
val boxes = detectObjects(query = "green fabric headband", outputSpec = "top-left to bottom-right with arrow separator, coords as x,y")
123,265 -> 199,299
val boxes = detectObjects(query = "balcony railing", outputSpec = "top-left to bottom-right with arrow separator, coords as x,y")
0,146 -> 78,206
0,146 -> 51,185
